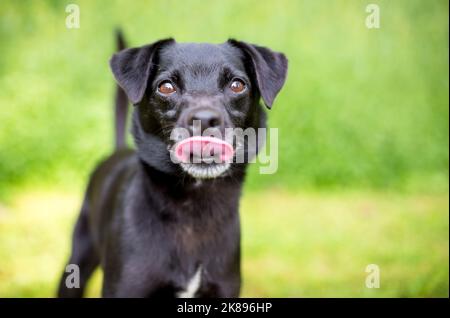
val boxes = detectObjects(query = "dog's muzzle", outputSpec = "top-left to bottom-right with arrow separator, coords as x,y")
173,136 -> 234,164
169,105 -> 235,179
170,136 -> 233,179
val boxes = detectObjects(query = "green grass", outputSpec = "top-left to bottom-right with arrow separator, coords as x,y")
0,189 -> 447,297
0,0 -> 448,196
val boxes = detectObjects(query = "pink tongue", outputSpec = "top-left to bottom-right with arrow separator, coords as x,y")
174,136 -> 234,163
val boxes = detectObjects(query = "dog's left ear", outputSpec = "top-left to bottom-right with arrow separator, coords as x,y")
228,40 -> 288,109
110,39 -> 175,105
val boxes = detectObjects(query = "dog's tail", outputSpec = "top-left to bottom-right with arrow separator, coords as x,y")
114,29 -> 128,150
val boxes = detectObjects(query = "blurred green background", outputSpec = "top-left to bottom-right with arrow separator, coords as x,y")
0,0 -> 448,297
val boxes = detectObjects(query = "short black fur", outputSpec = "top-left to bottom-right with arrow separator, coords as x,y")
57,33 -> 288,298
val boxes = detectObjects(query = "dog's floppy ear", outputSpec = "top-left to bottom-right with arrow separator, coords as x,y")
110,39 -> 174,104
228,40 -> 288,109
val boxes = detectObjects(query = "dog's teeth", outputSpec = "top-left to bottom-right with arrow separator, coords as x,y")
180,162 -> 230,179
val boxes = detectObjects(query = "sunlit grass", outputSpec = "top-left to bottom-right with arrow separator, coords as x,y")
0,189 -> 447,297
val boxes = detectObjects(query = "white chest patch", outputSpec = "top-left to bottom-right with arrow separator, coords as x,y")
177,266 -> 202,298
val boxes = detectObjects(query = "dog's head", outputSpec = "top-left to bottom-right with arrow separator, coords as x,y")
110,39 -> 287,179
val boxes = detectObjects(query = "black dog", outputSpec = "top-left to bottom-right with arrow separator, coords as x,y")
57,32 -> 287,298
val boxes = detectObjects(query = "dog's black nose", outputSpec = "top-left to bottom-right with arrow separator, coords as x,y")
187,108 -> 223,132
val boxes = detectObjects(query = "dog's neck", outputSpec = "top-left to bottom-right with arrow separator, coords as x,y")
137,159 -> 246,226
138,156 -> 247,189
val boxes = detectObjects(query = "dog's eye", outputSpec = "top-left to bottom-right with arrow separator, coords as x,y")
158,81 -> 176,95
230,79 -> 246,93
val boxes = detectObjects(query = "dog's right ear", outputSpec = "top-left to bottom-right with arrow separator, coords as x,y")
110,39 -> 174,105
